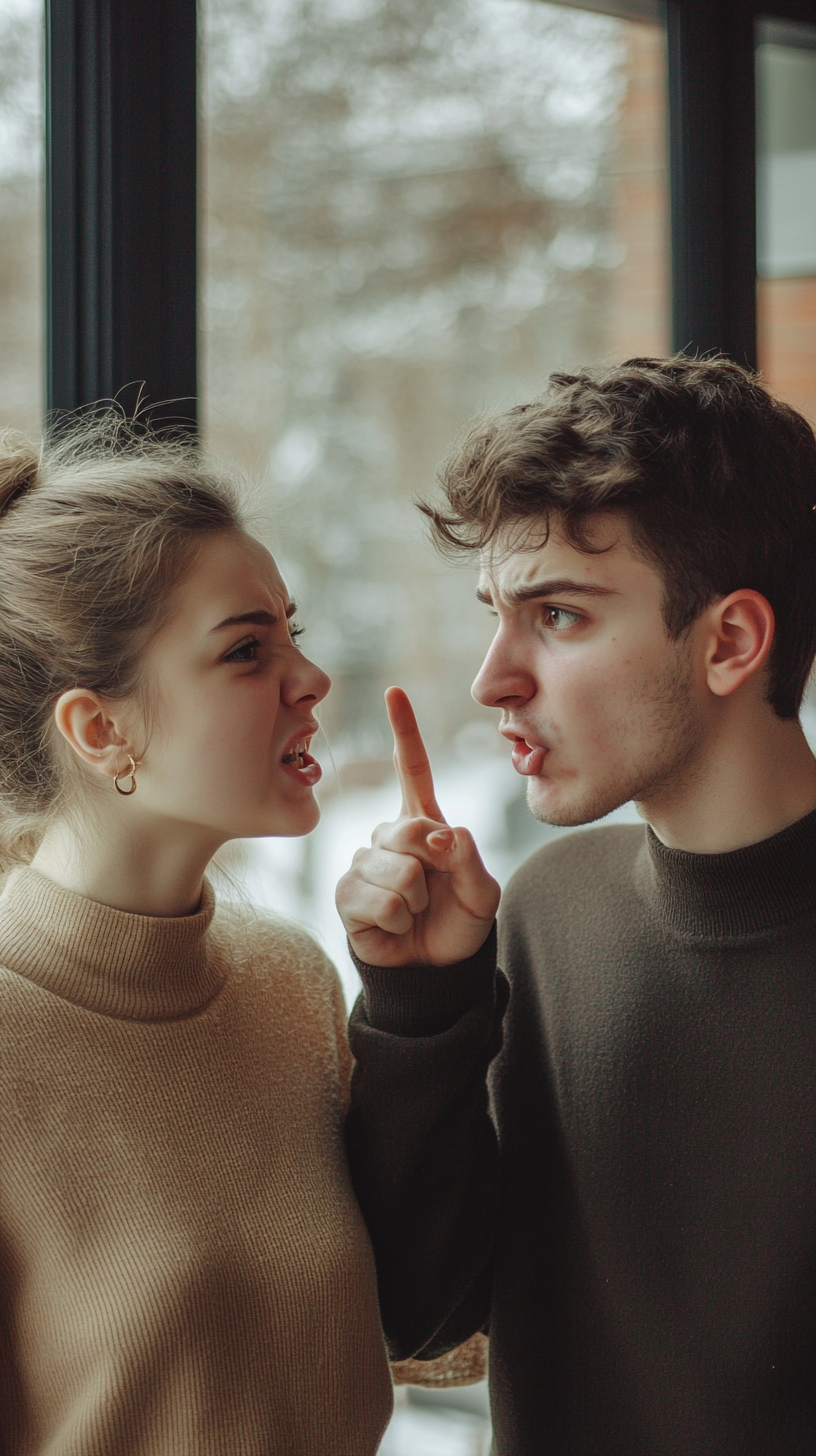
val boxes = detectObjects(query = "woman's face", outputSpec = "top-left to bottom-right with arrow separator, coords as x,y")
129,529 -> 331,841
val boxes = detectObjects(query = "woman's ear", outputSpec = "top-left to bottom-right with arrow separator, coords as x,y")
704,590 -> 775,699
54,689 -> 131,780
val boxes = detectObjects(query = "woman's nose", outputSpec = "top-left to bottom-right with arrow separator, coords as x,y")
293,657 -> 331,707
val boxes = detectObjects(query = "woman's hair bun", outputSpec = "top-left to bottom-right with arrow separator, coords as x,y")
0,427 -> 39,517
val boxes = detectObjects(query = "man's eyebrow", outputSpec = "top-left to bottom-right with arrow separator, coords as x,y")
476,579 -> 618,608
209,604 -> 298,633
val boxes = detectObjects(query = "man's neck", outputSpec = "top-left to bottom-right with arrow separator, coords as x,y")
640,705 -> 816,856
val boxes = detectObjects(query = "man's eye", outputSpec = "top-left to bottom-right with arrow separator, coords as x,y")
224,635 -> 261,663
543,608 -> 580,632
289,621 -> 305,642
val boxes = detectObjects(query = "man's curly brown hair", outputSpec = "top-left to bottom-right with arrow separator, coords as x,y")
421,355 -> 816,719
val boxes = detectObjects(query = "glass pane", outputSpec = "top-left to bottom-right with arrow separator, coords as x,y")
757,20 -> 816,424
0,0 -> 43,436
202,0 -> 668,989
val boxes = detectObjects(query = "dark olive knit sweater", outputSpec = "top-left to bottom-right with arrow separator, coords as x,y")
347,812 -> 816,1456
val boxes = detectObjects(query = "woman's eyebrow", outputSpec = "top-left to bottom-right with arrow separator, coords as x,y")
210,604 -> 298,632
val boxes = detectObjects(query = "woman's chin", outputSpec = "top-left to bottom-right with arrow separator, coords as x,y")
263,799 -> 321,839
217,790 -> 322,842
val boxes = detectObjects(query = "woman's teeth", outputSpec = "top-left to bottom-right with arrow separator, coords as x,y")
281,736 -> 322,787
283,741 -> 307,766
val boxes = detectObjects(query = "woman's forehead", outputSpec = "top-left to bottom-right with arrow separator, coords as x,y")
164,531 -> 292,634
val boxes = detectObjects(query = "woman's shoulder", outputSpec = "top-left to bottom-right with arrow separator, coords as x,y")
210,900 -> 340,1003
210,902 -> 349,1079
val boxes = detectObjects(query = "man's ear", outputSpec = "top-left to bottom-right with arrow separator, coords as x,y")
704,590 -> 775,699
53,689 -> 132,780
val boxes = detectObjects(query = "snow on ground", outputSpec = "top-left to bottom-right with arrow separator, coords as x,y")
380,1387 -> 492,1455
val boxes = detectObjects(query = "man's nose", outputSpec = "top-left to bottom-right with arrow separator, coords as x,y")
471,632 -> 536,709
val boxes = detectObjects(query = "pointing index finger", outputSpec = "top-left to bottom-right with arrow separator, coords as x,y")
385,686 -> 446,823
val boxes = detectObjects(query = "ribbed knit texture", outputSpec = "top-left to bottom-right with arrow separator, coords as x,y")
0,868 -> 393,1456
639,810 -> 816,937
353,925 -> 497,1037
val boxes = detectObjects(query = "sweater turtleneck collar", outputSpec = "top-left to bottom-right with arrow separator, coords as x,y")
637,807 -> 816,940
0,868 -> 225,1020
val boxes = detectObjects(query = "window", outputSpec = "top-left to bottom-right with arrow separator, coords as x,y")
0,0 -> 43,435
757,18 -> 816,423
202,0 -> 669,1000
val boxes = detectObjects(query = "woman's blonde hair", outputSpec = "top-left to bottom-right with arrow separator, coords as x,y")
0,412 -> 245,868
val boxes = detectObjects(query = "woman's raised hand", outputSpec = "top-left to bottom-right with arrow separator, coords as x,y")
335,687 -> 500,967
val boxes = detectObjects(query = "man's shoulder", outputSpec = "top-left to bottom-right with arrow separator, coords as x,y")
503,822 -> 646,921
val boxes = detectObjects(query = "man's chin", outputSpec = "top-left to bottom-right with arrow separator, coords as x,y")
526,778 -> 630,829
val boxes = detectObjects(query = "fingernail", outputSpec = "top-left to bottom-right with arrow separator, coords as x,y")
427,829 -> 455,851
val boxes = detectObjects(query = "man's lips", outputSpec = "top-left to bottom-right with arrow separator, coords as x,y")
510,739 -> 547,777
500,728 -> 548,777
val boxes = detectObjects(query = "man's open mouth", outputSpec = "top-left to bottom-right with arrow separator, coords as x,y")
509,737 -> 547,778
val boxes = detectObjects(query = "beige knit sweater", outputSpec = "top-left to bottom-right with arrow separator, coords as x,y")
0,868 -> 393,1455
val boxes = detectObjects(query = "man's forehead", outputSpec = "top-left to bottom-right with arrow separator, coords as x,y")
478,526 -> 618,598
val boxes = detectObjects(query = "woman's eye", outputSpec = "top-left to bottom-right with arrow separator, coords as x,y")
543,607 -> 580,632
224,635 -> 261,663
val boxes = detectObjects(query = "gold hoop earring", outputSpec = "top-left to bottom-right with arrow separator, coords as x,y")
114,755 -> 139,796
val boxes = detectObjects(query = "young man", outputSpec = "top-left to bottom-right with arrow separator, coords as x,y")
336,357 -> 816,1455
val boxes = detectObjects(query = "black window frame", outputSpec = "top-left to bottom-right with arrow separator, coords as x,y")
44,0 -> 816,423
46,0 -> 197,427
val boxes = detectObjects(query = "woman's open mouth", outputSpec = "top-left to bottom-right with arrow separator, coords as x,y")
281,737 -> 322,787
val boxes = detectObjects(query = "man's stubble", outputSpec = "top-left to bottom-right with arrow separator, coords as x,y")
528,636 -> 705,829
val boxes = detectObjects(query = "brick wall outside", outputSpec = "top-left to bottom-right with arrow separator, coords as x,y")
608,20 -> 816,432
759,277 -> 816,425
607,21 -> 669,362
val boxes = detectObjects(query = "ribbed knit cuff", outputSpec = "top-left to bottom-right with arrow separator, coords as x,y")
350,923 -> 498,1037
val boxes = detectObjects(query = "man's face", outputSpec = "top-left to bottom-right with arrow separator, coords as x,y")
471,512 -> 709,827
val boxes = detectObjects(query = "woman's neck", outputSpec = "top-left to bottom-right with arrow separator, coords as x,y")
30,812 -> 223,917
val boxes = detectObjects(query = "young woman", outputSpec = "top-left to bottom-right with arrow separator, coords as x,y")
0,418 -> 394,1455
